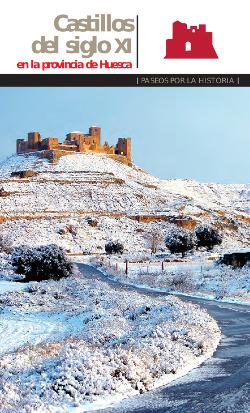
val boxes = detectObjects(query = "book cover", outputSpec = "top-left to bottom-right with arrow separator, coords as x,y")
0,1 -> 249,412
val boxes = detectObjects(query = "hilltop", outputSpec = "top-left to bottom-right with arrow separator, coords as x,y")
0,153 -> 249,255
0,152 -> 248,411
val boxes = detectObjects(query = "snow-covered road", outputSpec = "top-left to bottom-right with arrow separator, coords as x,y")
0,268 -> 249,412
78,264 -> 250,413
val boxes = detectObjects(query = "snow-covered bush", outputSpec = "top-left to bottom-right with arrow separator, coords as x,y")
145,228 -> 164,254
105,240 -> 124,255
0,252 -> 16,280
0,187 -> 11,197
169,272 -> 193,290
87,217 -> 98,227
195,226 -> 222,250
165,228 -> 196,257
66,224 -> 77,236
11,244 -> 73,282
0,235 -> 13,254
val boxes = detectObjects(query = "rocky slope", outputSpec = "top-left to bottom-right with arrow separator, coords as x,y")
0,153 -> 249,254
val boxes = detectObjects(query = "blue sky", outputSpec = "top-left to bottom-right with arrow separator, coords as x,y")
0,87 -> 249,184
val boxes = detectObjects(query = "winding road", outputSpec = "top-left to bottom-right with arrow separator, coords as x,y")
78,263 -> 250,413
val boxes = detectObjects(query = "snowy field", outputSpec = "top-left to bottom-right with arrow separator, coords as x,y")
94,256 -> 250,305
0,266 -> 220,413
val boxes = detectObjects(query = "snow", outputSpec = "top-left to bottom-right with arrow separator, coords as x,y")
98,257 -> 250,305
0,310 -> 73,354
0,152 -> 249,411
0,280 -> 26,293
0,153 -> 249,257
0,267 -> 220,412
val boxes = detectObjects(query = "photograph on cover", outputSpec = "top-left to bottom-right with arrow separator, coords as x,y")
0,87 -> 249,413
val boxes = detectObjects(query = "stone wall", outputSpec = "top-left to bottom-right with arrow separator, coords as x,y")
16,126 -> 132,162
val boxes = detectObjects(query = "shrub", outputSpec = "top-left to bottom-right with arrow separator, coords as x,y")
11,244 -> 73,282
0,235 -> 13,254
58,225 -> 77,236
66,225 -> 77,236
87,218 -> 98,227
195,226 -> 222,250
0,187 -> 11,197
114,178 -> 125,185
145,228 -> 163,254
170,273 -> 192,290
165,228 -> 196,257
58,228 -> 67,235
105,241 -> 124,255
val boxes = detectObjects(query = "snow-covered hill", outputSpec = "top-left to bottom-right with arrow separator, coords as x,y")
0,153 -> 244,412
0,153 -> 249,254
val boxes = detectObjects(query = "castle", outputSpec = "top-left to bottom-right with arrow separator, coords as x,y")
165,21 -> 218,59
16,126 -> 131,162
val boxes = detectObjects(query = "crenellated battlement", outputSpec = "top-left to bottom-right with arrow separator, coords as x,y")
16,126 -> 132,162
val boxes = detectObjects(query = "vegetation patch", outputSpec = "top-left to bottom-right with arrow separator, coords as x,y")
11,244 -> 73,282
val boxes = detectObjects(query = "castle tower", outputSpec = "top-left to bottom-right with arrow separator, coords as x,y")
65,132 -> 84,144
116,138 -> 131,161
89,126 -> 101,146
16,139 -> 25,154
28,132 -> 41,149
